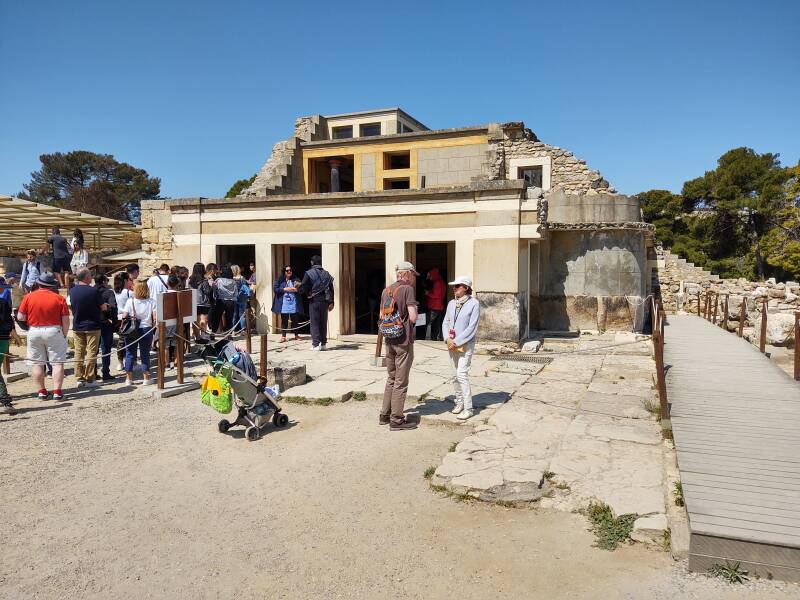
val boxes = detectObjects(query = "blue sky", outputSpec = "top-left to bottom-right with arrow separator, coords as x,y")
1,0 -> 798,199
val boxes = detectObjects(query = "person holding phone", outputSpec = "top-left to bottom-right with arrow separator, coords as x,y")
442,276 -> 481,421
272,266 -> 304,342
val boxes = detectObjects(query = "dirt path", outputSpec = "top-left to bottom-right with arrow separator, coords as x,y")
0,385 -> 795,599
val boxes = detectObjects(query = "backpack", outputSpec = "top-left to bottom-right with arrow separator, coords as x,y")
237,279 -> 252,300
378,285 -> 405,340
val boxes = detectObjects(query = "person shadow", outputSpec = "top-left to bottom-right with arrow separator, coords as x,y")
409,391 -> 511,418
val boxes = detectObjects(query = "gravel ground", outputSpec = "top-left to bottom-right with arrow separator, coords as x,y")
1,370 -> 797,599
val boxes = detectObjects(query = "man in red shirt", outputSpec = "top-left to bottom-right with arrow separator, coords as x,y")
424,267 -> 446,341
17,272 -> 70,400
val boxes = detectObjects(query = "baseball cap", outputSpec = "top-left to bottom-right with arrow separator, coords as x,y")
395,261 -> 419,275
448,275 -> 473,288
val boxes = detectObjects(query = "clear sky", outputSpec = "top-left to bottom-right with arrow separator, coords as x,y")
1,0 -> 798,199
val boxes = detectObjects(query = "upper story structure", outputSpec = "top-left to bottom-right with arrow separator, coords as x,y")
241,108 -> 614,198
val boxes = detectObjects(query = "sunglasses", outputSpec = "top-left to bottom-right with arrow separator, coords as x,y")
285,268 -> 292,272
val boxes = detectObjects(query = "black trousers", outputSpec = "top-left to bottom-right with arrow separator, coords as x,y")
429,309 -> 445,341
211,300 -> 236,333
309,301 -> 328,347
279,313 -> 299,336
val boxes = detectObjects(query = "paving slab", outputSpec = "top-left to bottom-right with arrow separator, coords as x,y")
279,380 -> 365,403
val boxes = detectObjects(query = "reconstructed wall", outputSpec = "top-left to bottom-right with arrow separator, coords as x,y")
140,199 -> 174,272
416,144 -> 490,188
533,229 -> 647,331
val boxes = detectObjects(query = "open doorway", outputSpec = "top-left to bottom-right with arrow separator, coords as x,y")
406,242 -> 455,340
272,244 -> 322,334
339,243 -> 386,335
217,244 -> 255,279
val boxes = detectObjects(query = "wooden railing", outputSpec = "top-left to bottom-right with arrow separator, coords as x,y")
698,291 -> 800,382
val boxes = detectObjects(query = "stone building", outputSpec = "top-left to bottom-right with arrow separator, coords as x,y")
141,108 -> 653,340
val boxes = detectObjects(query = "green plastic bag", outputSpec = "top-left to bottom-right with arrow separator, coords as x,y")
201,369 -> 233,414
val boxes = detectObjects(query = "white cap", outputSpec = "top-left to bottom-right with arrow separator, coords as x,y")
448,275 -> 473,288
395,261 -> 419,275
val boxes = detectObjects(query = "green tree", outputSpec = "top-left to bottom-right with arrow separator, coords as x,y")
681,147 -> 789,279
637,189 -> 683,247
225,174 -> 256,198
20,150 -> 160,223
762,162 -> 800,279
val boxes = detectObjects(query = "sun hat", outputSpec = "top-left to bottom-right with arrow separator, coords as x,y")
36,271 -> 59,288
395,261 -> 419,275
448,275 -> 473,288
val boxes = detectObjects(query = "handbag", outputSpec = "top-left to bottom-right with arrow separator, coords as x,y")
118,316 -> 138,338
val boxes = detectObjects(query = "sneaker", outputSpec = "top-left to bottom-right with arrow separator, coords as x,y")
52,390 -> 64,401
451,402 -> 464,415
311,345 -> 321,352
389,419 -> 418,431
76,380 -> 86,388
37,390 -> 49,400
379,414 -> 390,425
320,344 -> 327,351
102,374 -> 117,382
84,380 -> 101,389
456,409 -> 475,421
141,378 -> 154,386
0,401 -> 17,416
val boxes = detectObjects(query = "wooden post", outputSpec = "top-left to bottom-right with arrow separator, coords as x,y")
712,293 -> 719,325
245,308 -> 252,354
702,293 -> 710,320
696,291 -> 701,316
737,299 -> 746,337
759,297 -> 768,354
157,322 -> 167,389
259,333 -> 268,378
721,294 -> 729,330
2,353 -> 9,375
794,312 -> 800,382
653,308 -> 670,432
175,292 -> 185,385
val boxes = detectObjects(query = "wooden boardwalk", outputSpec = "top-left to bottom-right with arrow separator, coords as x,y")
664,315 -> 800,581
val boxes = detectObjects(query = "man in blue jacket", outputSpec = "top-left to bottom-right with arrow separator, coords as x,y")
442,276 -> 481,420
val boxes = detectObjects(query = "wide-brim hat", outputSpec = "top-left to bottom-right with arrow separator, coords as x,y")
448,275 -> 473,288
36,271 -> 59,288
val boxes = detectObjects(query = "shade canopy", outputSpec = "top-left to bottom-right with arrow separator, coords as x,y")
0,194 -> 140,252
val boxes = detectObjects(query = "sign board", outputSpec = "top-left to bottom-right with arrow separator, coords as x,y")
156,289 -> 197,326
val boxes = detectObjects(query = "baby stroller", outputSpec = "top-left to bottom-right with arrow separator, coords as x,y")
201,339 -> 289,441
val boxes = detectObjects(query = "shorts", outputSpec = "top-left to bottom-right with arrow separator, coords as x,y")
52,256 -> 70,273
197,306 -> 210,315
27,326 -> 68,365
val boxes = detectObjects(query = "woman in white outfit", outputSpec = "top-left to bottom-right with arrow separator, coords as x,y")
441,275 -> 481,420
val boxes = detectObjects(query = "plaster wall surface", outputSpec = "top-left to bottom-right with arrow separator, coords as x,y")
547,188 -> 641,224
417,144 -> 490,188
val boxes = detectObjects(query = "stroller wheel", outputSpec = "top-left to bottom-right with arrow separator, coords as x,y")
273,413 -> 289,428
218,419 -> 231,433
245,426 -> 260,442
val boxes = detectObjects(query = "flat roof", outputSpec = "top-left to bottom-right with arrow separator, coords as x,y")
301,124 -> 490,149
0,195 -> 140,252
322,107 -> 429,131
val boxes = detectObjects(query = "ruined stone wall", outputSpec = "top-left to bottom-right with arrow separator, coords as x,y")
240,115 -> 327,197
656,248 -> 799,345
490,125 -> 614,195
140,200 -> 173,272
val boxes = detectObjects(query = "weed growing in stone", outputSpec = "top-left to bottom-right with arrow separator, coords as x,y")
642,398 -> 662,420
423,466 -> 436,480
448,442 -> 458,452
555,481 -> 571,491
673,481 -> 684,507
352,391 -> 366,401
542,470 -> 556,482
709,561 -> 749,584
583,502 -> 637,550
662,527 -> 671,552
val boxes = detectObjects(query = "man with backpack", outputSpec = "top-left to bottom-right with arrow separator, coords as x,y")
298,255 -> 334,351
378,261 -> 419,431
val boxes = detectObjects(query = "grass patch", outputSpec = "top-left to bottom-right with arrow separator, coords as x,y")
448,441 -> 458,452
555,481 -> 571,491
423,466 -> 436,480
673,481 -> 684,507
709,561 -> 750,584
281,396 -> 335,406
641,398 -> 662,421
662,527 -> 671,552
583,502 -> 637,551
352,391 -> 366,401
542,470 -> 556,482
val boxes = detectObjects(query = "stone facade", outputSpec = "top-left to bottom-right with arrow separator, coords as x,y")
655,248 -> 799,346
140,199 -> 173,272
490,123 -> 614,195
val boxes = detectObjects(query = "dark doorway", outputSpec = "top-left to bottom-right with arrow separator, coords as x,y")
287,245 -> 322,283
410,242 -> 455,340
217,245 -> 255,278
354,245 -> 385,334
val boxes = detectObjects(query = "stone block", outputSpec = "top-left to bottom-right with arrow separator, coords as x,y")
630,514 -> 668,546
280,380 -> 357,403
266,360 -> 306,391
521,340 -> 541,353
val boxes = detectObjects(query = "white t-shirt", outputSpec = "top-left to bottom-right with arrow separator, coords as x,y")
114,288 -> 133,310
147,274 -> 168,301
123,298 -> 156,328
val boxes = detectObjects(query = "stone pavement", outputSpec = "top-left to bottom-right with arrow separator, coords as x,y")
431,333 -> 669,545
